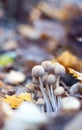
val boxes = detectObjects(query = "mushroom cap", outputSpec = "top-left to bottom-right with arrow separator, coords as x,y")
42,74 -> 48,85
37,90 -> 43,98
61,97 -> 81,111
25,83 -> 35,93
32,65 -> 45,78
47,74 -> 56,85
41,61 -> 53,72
36,98 -> 45,105
54,86 -> 65,96
52,62 -> 65,76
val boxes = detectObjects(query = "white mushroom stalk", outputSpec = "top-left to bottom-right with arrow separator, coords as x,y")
32,65 -> 52,113
47,74 -> 57,111
36,98 -> 45,113
54,86 -> 65,110
41,61 -> 53,85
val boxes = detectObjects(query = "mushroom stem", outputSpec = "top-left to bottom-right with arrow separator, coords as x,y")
41,105 -> 45,113
46,84 -> 52,102
46,84 -> 55,111
56,75 -> 60,88
38,77 -> 52,112
54,86 -> 65,110
60,80 -> 68,90
50,85 -> 57,111
57,96 -> 62,109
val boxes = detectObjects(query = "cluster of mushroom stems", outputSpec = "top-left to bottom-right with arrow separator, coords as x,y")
26,61 -> 66,113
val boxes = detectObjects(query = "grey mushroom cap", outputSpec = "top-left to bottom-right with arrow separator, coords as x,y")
47,74 -> 56,85
36,90 -> 43,98
25,83 -> 35,93
41,61 -> 53,72
36,98 -> 45,105
52,62 -> 65,76
54,86 -> 65,96
32,65 -> 45,78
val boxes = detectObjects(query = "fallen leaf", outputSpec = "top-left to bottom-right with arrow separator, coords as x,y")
52,51 -> 82,71
0,52 -> 16,67
2,93 -> 32,109
17,24 -> 41,40
68,68 -> 82,80
18,93 -> 32,102
3,95 -> 22,109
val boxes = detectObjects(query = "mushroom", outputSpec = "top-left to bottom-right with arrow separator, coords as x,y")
36,90 -> 43,98
36,98 -> 45,113
41,61 -> 53,73
25,83 -> 35,93
54,86 -> 65,110
52,62 -> 65,88
41,61 -> 53,85
47,74 -> 57,111
32,65 -> 52,112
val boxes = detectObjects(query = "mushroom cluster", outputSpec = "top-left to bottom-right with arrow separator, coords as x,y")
25,61 -> 67,113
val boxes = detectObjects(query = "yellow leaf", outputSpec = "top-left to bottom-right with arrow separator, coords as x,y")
3,95 -> 22,109
57,51 -> 78,68
68,68 -> 82,80
2,93 -> 32,109
52,51 -> 82,72
18,93 -> 32,102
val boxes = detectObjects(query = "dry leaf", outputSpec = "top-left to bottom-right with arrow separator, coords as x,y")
68,68 -> 82,80
17,25 -> 41,40
18,93 -> 32,102
52,51 -> 82,71
3,95 -> 22,109
2,93 -> 32,109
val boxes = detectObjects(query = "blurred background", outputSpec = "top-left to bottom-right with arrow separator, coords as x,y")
0,0 -> 82,78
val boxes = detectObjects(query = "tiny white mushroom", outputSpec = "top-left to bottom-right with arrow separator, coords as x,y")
32,65 -> 52,112
47,74 -> 57,111
41,61 -> 53,73
41,61 -> 53,85
25,83 -> 35,93
36,90 -> 43,98
36,98 -> 45,113
54,86 -> 65,109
